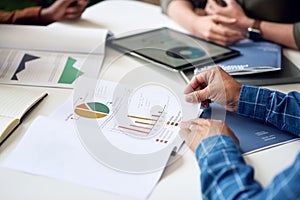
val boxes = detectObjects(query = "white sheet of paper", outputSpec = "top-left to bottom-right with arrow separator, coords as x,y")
0,25 -> 107,54
1,77 -> 199,199
0,25 -> 108,88
1,115 -> 163,199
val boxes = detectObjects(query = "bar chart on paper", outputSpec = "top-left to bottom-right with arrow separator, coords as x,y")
102,82 -> 184,154
72,79 -> 194,155
117,108 -> 182,144
118,113 -> 162,136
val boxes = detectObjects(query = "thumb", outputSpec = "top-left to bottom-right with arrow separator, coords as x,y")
185,87 -> 210,103
214,15 -> 237,25
223,0 -> 234,5
54,0 -> 78,8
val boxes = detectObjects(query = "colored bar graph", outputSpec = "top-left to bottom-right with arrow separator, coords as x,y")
118,125 -> 149,134
127,115 -> 157,121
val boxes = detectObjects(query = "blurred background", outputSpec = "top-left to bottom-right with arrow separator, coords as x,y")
0,0 -> 159,11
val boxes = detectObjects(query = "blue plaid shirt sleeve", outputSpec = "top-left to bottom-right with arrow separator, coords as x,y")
196,85 -> 300,200
238,85 -> 300,136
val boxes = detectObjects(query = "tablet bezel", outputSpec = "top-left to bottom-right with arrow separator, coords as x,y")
107,27 -> 240,71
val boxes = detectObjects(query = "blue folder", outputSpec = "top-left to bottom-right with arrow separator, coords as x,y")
195,40 -> 282,75
200,103 -> 299,154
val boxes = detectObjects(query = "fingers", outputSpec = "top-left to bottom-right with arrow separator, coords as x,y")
184,68 -> 212,103
180,118 -> 239,152
206,0 -> 233,15
205,0 -> 223,15
185,87 -> 210,103
184,74 -> 207,94
184,73 -> 212,104
211,25 -> 244,45
65,7 -> 84,18
204,2 -> 246,44
56,0 -> 78,8
212,15 -> 236,25
64,0 -> 88,18
179,119 -> 204,152
184,66 -> 220,103
223,0 -> 235,6
206,31 -> 242,46
179,121 -> 192,140
179,118 -> 221,152
205,16 -> 244,45
184,66 -> 242,112
50,0 -> 87,20
43,0 -> 88,22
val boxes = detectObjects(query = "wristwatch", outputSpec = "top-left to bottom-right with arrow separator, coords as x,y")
247,19 -> 262,41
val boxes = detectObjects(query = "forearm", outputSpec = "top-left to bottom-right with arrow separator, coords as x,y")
238,85 -> 300,136
167,0 -> 204,33
238,17 -> 297,49
197,135 -> 300,200
197,135 -> 262,199
260,22 -> 297,49
0,7 -> 43,25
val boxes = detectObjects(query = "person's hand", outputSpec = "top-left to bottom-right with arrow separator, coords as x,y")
40,0 -> 89,24
191,14 -> 244,46
184,66 -> 242,112
205,0 -> 254,32
179,118 -> 239,152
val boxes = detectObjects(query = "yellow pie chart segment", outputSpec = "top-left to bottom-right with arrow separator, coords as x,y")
75,102 -> 109,119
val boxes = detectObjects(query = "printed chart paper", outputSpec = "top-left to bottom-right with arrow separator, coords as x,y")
0,25 -> 108,88
1,78 -> 199,199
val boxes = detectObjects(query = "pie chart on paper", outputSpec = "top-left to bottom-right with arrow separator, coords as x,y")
74,102 -> 109,119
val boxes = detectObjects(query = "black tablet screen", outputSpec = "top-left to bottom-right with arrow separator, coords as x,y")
108,28 -> 239,71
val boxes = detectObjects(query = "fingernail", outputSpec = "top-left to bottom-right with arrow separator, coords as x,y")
178,122 -> 183,127
185,95 -> 194,103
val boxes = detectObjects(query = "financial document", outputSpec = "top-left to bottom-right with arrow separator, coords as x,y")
0,25 -> 108,88
0,77 -> 198,199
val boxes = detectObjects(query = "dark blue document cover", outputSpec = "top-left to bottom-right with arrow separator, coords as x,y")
195,40 -> 282,75
201,103 -> 299,154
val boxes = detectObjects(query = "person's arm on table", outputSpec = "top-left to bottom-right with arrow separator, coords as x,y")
205,0 -> 299,49
0,7 -> 43,25
184,66 -> 300,136
161,0 -> 244,46
190,132 -> 300,200
181,66 -> 300,199
0,0 -> 89,25
238,85 -> 300,137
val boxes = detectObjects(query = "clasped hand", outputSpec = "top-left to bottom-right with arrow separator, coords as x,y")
194,0 -> 254,45
40,0 -> 89,24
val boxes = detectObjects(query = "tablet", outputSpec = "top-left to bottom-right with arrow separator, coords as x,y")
107,27 -> 240,71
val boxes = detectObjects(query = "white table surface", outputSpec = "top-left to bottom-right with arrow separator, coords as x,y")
1,1 -> 300,199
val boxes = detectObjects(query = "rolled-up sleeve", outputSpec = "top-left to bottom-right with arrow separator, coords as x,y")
0,6 -> 43,25
293,22 -> 300,50
238,85 -> 300,137
160,0 -> 173,14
